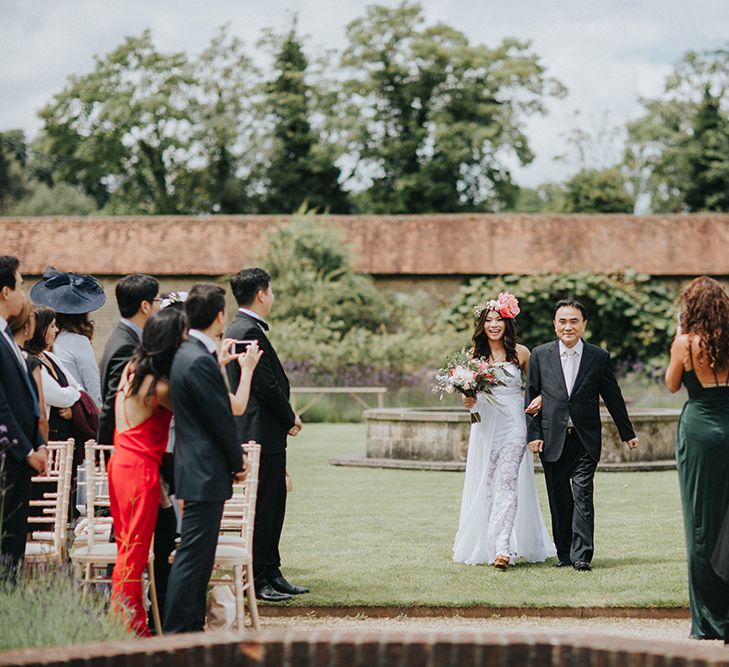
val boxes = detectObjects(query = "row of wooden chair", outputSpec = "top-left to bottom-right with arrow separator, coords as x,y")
24,439 -> 262,633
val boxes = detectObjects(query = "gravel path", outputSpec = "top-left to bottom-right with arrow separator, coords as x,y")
260,614 -> 721,646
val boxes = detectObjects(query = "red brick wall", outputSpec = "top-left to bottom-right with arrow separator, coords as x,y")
1,630 -> 728,667
3,214 -> 729,277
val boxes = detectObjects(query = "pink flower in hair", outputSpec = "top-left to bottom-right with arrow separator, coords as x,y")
497,292 -> 520,319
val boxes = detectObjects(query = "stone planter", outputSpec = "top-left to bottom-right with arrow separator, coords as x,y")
364,407 -> 680,464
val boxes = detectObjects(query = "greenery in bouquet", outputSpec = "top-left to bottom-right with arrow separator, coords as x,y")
432,349 -> 512,422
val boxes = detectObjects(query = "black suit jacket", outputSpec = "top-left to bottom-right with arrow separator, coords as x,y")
170,337 -> 243,502
98,321 -> 140,445
525,340 -> 635,463
0,335 -> 43,462
225,312 -> 296,455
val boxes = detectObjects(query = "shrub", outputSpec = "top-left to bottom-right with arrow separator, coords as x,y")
264,215 -> 465,388
0,566 -> 130,650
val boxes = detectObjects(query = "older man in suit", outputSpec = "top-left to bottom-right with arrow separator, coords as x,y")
163,283 -> 246,634
226,268 -> 305,602
525,299 -> 639,572
0,256 -> 47,575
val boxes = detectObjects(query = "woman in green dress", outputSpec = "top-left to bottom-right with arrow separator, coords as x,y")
666,276 -> 729,640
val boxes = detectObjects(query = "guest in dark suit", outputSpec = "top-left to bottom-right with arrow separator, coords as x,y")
163,283 -> 252,634
525,299 -> 639,571
98,274 -> 160,446
0,256 -> 47,575
226,268 -> 306,602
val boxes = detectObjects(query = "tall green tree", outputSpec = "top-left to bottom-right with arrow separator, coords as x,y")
684,87 -> 729,212
564,168 -> 635,213
335,2 -> 565,213
39,31 -> 197,213
191,26 -> 260,213
0,130 -> 29,212
625,46 -> 729,213
259,25 -> 350,213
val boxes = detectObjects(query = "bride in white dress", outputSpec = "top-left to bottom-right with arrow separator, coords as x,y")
453,294 -> 555,569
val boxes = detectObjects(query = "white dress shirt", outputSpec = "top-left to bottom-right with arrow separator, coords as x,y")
53,330 -> 101,407
559,338 -> 584,396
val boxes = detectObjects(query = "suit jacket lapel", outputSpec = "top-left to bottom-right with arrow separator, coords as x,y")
570,342 -> 595,395
0,336 -> 40,417
547,340 -> 569,397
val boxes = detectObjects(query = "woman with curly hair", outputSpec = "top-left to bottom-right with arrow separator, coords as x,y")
666,276 -> 729,640
453,294 -> 554,569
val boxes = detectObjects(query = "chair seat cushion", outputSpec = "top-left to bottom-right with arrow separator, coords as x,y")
25,542 -> 57,557
214,544 -> 250,563
72,542 -> 118,563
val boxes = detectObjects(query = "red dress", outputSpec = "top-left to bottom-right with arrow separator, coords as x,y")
109,399 -> 172,637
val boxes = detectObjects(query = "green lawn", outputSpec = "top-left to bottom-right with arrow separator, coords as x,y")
280,424 -> 688,608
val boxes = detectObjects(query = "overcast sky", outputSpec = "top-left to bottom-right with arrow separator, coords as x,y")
2,0 -> 727,187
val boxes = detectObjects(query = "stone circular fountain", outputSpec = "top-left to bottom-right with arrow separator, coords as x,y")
338,407 -> 681,471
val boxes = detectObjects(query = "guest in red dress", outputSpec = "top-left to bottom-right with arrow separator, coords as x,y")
109,309 -> 186,636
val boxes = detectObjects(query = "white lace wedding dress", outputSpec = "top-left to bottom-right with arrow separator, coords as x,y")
453,361 -> 555,565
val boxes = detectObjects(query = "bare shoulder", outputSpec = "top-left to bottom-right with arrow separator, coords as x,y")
516,344 -> 531,362
671,333 -> 691,352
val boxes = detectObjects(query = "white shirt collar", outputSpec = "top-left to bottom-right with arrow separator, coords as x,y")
238,307 -> 267,327
188,329 -> 217,354
120,318 -> 143,340
0,314 -> 8,333
559,339 -> 584,357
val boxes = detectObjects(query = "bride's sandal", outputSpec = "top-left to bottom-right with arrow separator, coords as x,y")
493,555 -> 509,570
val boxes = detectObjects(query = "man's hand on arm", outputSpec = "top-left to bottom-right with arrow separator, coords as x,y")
288,413 -> 303,437
528,439 -> 544,454
27,448 -> 48,475
233,458 -> 251,482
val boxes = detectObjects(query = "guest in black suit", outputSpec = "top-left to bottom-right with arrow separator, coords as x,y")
163,283 -> 255,634
98,274 -> 160,446
0,256 -> 47,575
226,268 -> 306,602
525,299 -> 639,571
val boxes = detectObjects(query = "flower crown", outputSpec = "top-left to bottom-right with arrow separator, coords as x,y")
473,292 -> 520,319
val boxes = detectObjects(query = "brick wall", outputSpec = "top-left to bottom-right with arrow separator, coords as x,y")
1,630 -> 728,667
4,214 -> 729,277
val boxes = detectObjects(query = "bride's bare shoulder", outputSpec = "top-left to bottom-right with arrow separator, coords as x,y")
516,344 -> 531,363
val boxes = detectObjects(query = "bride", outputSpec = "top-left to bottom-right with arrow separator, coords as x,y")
453,293 -> 555,569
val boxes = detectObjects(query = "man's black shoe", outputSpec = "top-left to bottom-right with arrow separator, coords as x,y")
270,576 -> 309,595
553,560 -> 572,568
573,560 -> 592,572
255,582 -> 292,602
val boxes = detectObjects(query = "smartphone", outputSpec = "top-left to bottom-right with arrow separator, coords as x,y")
233,339 -> 256,354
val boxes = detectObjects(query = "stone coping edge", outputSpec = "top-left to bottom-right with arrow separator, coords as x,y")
329,455 -> 677,472
363,408 -> 682,422
256,605 -> 690,619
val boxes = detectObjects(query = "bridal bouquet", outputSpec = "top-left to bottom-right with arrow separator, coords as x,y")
432,349 -> 512,423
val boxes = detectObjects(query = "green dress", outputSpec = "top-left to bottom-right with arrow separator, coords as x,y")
676,370 -> 729,639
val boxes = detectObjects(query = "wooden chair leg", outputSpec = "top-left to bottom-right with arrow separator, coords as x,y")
234,565 -> 245,631
245,561 -> 260,630
81,563 -> 92,604
147,561 -> 163,635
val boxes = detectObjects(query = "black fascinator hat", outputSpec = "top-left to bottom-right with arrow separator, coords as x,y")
30,267 -> 106,314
